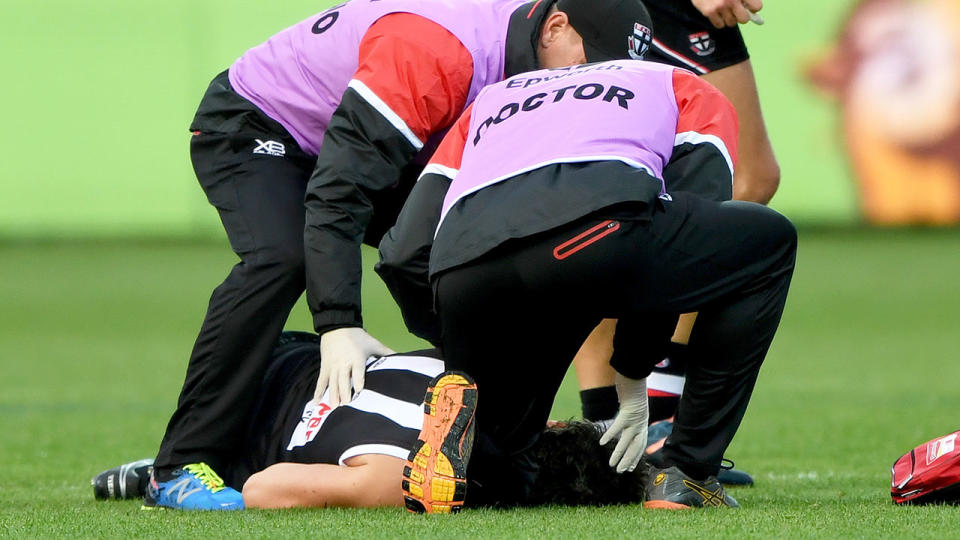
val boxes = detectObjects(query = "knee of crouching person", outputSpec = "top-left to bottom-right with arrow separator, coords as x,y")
766,208 -> 798,271
772,209 -> 798,253
736,201 -> 797,253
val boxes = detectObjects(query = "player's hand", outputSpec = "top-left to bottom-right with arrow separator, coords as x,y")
315,327 -> 395,406
691,0 -> 762,28
599,374 -> 649,473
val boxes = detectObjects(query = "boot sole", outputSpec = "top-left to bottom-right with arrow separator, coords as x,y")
402,372 -> 477,514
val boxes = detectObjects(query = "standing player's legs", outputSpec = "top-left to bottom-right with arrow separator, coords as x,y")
152,113 -> 315,497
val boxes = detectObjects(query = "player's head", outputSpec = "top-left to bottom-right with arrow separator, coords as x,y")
527,421 -> 646,506
537,0 -> 654,68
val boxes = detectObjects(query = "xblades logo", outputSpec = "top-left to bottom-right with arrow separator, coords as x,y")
253,139 -> 286,157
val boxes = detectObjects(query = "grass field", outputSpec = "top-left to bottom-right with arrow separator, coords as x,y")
2,228 -> 960,537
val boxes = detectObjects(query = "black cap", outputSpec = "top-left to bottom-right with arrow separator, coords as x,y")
556,0 -> 654,63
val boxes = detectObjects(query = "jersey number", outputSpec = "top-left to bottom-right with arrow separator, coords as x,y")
312,3 -> 347,34
311,0 -> 393,35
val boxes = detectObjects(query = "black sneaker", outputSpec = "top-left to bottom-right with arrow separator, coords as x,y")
645,419 -> 755,487
644,465 -> 739,509
91,458 -> 154,500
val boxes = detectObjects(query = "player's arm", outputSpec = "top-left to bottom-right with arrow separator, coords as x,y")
375,105 -> 473,346
242,455 -> 404,509
663,68 -> 739,201
304,14 -> 473,404
303,14 -> 473,336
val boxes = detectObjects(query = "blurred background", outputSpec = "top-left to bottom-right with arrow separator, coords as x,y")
4,0 -> 960,238
2,2 -> 960,528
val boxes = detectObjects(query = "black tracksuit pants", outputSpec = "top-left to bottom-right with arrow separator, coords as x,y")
153,73 -> 317,474
435,193 -> 796,503
154,73 -> 417,475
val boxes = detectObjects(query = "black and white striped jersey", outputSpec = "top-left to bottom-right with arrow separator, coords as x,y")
243,333 -> 443,474
282,353 -> 444,465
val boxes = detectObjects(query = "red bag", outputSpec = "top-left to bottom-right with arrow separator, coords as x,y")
891,430 -> 960,505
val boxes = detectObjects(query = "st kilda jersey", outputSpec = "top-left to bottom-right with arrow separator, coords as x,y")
377,60 -> 738,344
243,333 -> 443,473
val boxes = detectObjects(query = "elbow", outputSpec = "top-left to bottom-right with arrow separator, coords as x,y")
733,161 -> 781,205
758,162 -> 782,203
242,472 -> 291,509
373,255 -> 401,295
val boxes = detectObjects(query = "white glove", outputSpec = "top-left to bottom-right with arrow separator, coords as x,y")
598,374 -> 649,473
315,327 -> 394,406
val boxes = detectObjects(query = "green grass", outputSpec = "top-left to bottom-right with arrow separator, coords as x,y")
2,229 -> 960,537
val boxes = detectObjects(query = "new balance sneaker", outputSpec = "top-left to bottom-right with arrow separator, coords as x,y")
644,465 -> 739,509
644,418 -> 754,487
402,371 -> 478,514
92,458 -> 153,500
142,462 -> 244,511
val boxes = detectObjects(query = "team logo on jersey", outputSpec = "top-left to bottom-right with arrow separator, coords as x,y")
253,139 -> 286,157
926,433 -> 957,465
287,400 -> 333,450
689,32 -> 716,56
628,22 -> 652,60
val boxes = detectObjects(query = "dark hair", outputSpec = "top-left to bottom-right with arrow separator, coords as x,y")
527,421 -> 646,506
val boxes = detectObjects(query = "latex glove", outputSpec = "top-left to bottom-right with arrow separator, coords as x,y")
315,327 -> 394,406
598,374 -> 649,473
691,0 -> 762,28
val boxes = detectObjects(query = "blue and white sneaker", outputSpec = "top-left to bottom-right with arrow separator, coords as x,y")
142,462 -> 244,511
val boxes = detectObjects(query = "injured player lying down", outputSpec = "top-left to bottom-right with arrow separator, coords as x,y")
93,332 -> 644,509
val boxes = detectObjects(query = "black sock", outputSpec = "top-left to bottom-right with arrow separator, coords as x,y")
580,386 -> 619,422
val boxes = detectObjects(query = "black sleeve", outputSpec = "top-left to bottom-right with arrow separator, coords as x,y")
662,142 -> 733,202
609,313 -> 680,380
304,88 -> 421,335
375,172 -> 451,346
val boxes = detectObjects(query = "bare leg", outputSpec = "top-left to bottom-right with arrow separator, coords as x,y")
573,311 -> 698,390
572,319 -> 617,390
702,60 -> 780,204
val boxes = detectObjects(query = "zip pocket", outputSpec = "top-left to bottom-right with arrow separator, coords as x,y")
553,220 -> 620,260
